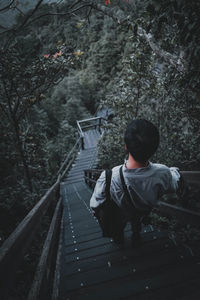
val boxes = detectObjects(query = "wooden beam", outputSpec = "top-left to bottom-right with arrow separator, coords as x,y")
157,201 -> 200,226
180,171 -> 200,186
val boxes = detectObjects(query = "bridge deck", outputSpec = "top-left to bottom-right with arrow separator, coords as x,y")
55,130 -> 200,300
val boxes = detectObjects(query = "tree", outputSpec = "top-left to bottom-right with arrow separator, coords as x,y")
96,1 -> 200,170
0,42 -> 71,191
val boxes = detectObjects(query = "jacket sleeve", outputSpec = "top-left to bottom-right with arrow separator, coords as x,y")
169,167 -> 181,192
90,171 -> 106,208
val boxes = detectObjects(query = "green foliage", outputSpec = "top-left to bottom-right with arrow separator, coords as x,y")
0,1 -> 95,240
96,7 -> 200,169
1,0 -> 200,247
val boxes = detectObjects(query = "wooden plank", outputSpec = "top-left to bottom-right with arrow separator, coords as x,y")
62,238 -> 175,278
64,223 -> 100,238
125,276 -> 200,299
64,236 -> 112,256
74,156 -> 96,163
63,233 -> 171,264
61,245 -> 194,293
28,198 -> 63,300
63,229 -> 167,256
68,169 -> 85,176
66,176 -> 84,182
64,179 -> 84,184
64,258 -> 200,300
64,231 -> 102,247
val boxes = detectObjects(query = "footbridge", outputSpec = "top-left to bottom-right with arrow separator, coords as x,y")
0,116 -> 200,300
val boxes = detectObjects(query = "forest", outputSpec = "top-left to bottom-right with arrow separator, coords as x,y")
0,0 -> 200,257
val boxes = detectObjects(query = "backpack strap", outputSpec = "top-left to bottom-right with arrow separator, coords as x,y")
119,165 -> 130,198
105,169 -> 112,202
119,165 -> 151,213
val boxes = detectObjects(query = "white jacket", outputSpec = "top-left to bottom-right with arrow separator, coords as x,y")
90,162 -> 180,211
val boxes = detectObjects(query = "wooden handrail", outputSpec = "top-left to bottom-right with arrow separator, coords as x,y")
180,171 -> 200,185
77,116 -> 102,123
0,127 -> 85,298
0,116 -> 106,299
57,138 -> 81,176
28,198 -> 63,300
157,201 -> 200,226
0,176 -> 61,299
77,117 -> 106,150
77,120 -> 84,137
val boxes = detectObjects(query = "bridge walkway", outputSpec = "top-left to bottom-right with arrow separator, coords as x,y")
55,129 -> 200,300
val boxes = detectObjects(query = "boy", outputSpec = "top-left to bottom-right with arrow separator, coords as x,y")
90,119 -> 180,243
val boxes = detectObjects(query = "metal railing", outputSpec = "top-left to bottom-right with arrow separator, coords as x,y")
84,169 -> 200,226
77,116 -> 107,150
84,168 -> 103,188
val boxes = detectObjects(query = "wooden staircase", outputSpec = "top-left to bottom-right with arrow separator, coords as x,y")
54,125 -> 200,299
0,116 -> 199,300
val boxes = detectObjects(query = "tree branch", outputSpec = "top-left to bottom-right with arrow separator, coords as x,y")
12,79 -> 21,117
26,3 -> 92,26
92,3 -> 122,23
17,0 -> 44,30
2,79 -> 13,117
0,103 -> 10,120
0,0 -> 15,12
137,27 -> 186,72
92,3 -> 186,73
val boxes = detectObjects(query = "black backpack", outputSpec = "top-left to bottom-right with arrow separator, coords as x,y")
93,169 -> 124,237
94,166 -> 151,237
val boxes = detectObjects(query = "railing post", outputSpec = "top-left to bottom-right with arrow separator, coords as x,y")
84,171 -> 88,185
81,135 -> 84,150
99,117 -> 102,134
89,171 -> 92,188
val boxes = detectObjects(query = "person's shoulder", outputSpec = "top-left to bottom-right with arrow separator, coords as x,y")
111,164 -> 123,178
150,162 -> 172,176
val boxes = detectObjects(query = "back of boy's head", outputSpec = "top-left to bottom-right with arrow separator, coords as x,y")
124,119 -> 159,163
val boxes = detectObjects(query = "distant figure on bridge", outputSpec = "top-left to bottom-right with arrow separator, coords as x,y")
90,119 -> 180,244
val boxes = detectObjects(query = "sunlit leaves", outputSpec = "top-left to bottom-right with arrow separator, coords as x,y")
105,0 -> 128,4
76,22 -> 84,29
43,50 -> 62,59
73,50 -> 84,57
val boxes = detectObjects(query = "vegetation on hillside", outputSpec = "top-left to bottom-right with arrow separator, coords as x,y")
0,0 -> 199,243
0,1 -> 199,298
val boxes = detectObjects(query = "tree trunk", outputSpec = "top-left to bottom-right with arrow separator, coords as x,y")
13,119 -> 33,193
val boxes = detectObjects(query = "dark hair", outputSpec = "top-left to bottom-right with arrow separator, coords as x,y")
124,119 -> 159,163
